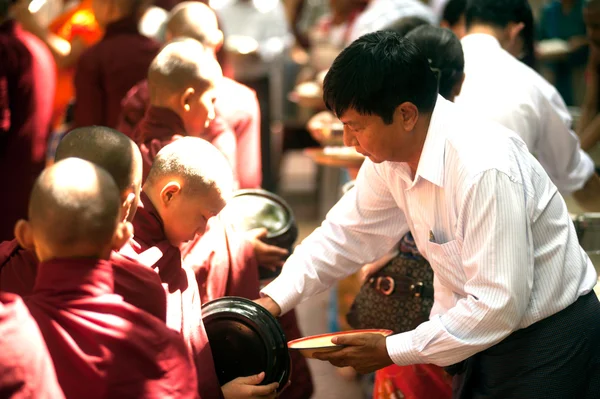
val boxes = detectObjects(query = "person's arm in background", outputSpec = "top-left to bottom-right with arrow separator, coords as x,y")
578,46 -> 600,150
234,90 -> 262,189
204,115 -> 240,190
290,0 -> 310,50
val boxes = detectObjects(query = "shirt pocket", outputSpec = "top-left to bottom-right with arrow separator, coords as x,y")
426,239 -> 466,294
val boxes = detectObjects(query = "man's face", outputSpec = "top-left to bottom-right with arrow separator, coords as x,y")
584,6 -> 600,48
340,107 -> 418,164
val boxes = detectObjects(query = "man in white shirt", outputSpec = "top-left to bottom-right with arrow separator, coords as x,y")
455,0 -> 600,210
346,0 -> 436,44
256,31 -> 600,398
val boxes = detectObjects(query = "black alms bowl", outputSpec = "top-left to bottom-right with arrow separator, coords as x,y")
201,297 -> 291,391
219,189 -> 298,279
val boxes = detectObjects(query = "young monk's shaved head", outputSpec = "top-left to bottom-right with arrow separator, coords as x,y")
166,2 -> 222,48
145,137 -> 233,197
147,38 -> 222,105
55,126 -> 143,221
28,158 -> 121,257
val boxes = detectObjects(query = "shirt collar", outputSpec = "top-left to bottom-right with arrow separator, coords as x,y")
412,95 -> 449,188
34,258 -> 114,298
461,33 -> 502,51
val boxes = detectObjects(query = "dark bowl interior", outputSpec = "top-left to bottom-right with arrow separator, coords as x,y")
202,297 -> 291,390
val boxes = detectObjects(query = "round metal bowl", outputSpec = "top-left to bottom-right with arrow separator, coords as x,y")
201,296 -> 291,391
220,189 -> 298,279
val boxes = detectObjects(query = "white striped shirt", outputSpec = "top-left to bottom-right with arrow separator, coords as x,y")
346,0 -> 436,45
455,34 -> 595,195
262,97 -> 597,367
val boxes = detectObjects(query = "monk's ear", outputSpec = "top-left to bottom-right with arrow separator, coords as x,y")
120,190 -> 136,222
160,181 -> 182,206
111,221 -> 134,251
213,30 -> 224,53
14,220 -> 35,251
180,88 -> 196,112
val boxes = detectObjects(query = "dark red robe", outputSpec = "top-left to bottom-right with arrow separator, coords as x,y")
0,239 -> 167,321
0,292 -> 64,399
73,15 -> 160,129
0,20 -> 56,242
119,193 -> 223,399
119,77 -> 261,188
26,258 -> 198,399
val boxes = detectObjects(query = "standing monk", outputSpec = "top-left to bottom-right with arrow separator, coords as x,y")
73,0 -> 159,128
0,0 -> 56,241
0,126 -> 167,321
18,158 -> 198,399
120,137 -> 280,399
257,31 -> 600,398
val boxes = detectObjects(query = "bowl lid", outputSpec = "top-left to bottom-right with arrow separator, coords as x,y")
202,297 -> 290,390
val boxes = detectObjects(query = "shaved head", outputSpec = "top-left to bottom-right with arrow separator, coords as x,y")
29,158 -> 121,253
148,38 -> 222,104
146,137 -> 233,197
166,2 -> 221,48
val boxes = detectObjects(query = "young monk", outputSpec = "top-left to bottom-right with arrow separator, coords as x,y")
0,126 -> 167,321
119,137 -> 279,399
0,292 -> 64,399
119,1 -> 262,189
18,158 -> 198,399
73,0 -> 160,128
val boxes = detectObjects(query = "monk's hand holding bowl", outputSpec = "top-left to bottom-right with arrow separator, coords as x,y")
313,333 -> 394,374
246,228 -> 289,271
221,372 -> 278,399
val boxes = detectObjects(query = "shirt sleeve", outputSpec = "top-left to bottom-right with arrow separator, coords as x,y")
73,50 -> 105,127
261,160 -> 410,314
536,89 -> 595,195
386,169 -> 533,367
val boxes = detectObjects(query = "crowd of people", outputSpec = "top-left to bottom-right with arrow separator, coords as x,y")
1,0 -> 600,398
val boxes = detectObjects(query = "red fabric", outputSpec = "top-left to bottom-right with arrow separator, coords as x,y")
26,258 -> 198,399
120,193 -> 223,399
134,104 -> 238,186
373,364 -> 452,399
0,239 -> 167,321
0,292 -> 64,399
119,77 -> 260,188
73,16 -> 160,129
0,21 -> 56,242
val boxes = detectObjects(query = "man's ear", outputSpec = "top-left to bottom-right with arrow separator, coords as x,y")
120,190 -> 136,222
507,21 -> 525,47
395,102 -> 419,132
160,181 -> 182,206
14,219 -> 35,251
111,221 -> 134,251
452,72 -> 466,100
180,87 -> 195,112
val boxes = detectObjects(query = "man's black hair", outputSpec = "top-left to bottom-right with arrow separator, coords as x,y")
405,25 -> 464,100
384,16 -> 430,37
442,0 -> 466,27
323,30 -> 438,124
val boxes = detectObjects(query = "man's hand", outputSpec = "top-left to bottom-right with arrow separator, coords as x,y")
254,296 -> 282,317
222,372 -> 278,399
246,228 -> 289,270
312,333 -> 394,374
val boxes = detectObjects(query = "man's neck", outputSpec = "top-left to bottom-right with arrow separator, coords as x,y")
466,24 -> 502,41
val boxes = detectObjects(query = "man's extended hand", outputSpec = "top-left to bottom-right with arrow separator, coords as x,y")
246,228 -> 289,270
312,333 -> 394,374
253,296 -> 282,318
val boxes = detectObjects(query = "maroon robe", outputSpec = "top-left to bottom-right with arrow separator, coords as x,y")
119,193 -> 223,399
0,20 -> 56,241
73,15 -> 160,129
26,258 -> 198,399
0,239 -> 167,321
119,77 -> 261,188
0,292 -> 64,399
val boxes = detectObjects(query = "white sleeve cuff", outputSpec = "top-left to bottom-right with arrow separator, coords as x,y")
385,330 -> 423,366
260,275 -> 302,316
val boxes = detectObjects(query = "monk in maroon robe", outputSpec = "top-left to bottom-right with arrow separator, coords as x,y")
118,1 -> 262,189
0,3 -> 56,241
16,158 -> 198,399
0,292 -> 64,399
119,137 -> 280,399
0,126 -> 166,321
73,0 -> 160,128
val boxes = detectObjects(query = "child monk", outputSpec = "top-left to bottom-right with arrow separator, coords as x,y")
17,157 -> 198,399
119,137 -> 279,399
0,126 -> 166,321
73,0 -> 160,128
0,292 -> 64,399
119,1 -> 262,189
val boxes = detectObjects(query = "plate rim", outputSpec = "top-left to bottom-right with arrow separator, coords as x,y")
287,329 -> 394,350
